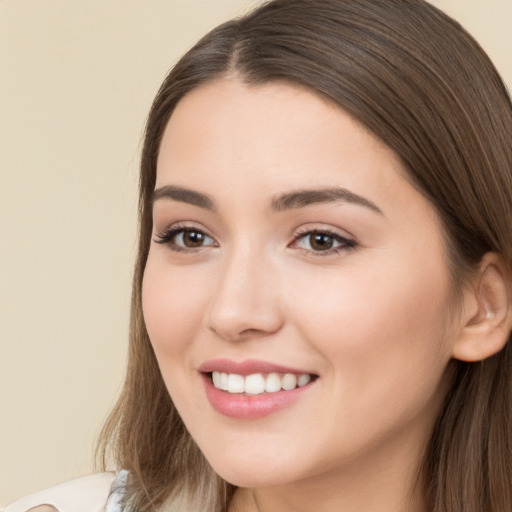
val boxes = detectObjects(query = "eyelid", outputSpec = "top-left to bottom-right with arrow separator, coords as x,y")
153,222 -> 218,251
289,225 -> 357,256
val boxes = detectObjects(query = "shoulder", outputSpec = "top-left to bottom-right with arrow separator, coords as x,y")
3,472 -> 117,512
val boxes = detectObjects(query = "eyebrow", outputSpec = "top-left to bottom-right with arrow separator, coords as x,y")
270,188 -> 382,214
152,185 -> 216,211
152,185 -> 382,215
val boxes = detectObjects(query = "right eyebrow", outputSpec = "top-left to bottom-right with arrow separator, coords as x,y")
152,185 -> 216,211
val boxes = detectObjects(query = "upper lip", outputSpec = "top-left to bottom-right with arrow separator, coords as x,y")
198,358 -> 317,376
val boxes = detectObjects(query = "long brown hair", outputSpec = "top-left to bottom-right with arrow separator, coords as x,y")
98,1 -> 512,510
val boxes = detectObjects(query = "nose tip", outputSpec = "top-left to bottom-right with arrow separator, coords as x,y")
205,258 -> 283,342
208,309 -> 282,342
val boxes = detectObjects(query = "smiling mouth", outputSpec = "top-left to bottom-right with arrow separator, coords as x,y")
209,371 -> 318,395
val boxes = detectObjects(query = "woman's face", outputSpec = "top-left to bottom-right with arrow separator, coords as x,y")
143,79 -> 460,490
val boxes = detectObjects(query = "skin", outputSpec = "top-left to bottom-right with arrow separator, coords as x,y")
142,78 -> 466,512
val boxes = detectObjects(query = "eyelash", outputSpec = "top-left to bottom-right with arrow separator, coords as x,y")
153,224 -> 357,256
290,227 -> 357,256
154,224 -> 216,252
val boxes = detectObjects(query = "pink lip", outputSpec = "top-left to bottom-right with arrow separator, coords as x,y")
202,376 -> 314,419
198,358 -> 315,376
198,359 -> 317,420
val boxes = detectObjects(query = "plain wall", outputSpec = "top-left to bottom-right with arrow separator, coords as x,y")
1,0 -> 511,505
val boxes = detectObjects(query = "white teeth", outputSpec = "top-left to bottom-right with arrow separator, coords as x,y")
227,373 -> 245,393
245,373 -> 266,395
281,373 -> 297,391
265,373 -> 282,393
298,374 -> 311,387
212,371 -> 221,389
219,372 -> 229,391
212,371 -> 229,390
211,371 -> 314,394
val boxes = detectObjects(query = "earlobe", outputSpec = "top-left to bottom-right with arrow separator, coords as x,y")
452,253 -> 512,362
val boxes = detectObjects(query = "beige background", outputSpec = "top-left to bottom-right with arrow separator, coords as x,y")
1,0 -> 511,505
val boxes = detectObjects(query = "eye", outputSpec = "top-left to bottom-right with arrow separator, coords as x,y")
154,226 -> 217,251
291,229 -> 356,255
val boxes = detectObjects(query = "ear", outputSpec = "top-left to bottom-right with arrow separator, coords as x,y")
452,253 -> 512,362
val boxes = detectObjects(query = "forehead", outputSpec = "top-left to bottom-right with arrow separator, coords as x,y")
156,78 -> 404,193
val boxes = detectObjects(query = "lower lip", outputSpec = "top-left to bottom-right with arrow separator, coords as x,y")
202,374 -> 315,419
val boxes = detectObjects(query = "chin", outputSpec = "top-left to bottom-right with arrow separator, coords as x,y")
203,449 -> 314,489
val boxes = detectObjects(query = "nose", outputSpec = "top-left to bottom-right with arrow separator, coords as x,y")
206,247 -> 284,342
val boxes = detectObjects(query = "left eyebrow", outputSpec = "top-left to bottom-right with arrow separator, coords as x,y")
270,188 -> 383,214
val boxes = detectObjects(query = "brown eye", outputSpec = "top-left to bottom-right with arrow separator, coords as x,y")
309,233 -> 336,251
180,230 -> 208,247
154,227 -> 216,250
293,230 -> 355,255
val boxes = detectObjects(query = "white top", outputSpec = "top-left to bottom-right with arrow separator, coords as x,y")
2,472 -> 126,512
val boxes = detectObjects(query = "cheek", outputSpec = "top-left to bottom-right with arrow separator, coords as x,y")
141,255 -> 218,420
141,255 -> 210,362
280,257 -> 455,462
286,251 -> 454,402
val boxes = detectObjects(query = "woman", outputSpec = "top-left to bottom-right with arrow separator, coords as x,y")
6,0 -> 512,511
